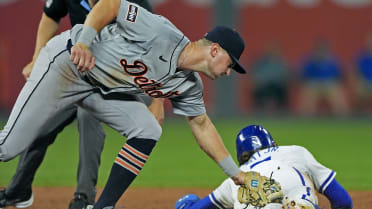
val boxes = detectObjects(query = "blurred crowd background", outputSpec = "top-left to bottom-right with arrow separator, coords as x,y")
1,0 -> 372,118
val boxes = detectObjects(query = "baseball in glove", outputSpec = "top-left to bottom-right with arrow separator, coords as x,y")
237,171 -> 283,208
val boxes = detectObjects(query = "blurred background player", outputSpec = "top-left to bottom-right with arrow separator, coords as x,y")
354,32 -> 372,114
0,1 -> 158,209
298,39 -> 350,116
175,125 -> 353,209
250,41 -> 290,115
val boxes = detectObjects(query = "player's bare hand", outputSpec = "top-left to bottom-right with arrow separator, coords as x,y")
22,62 -> 34,80
148,98 -> 165,125
70,42 -> 95,72
232,171 -> 246,185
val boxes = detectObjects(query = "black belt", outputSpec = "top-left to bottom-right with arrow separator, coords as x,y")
67,39 -> 73,53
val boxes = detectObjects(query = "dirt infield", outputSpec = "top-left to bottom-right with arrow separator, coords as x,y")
4,187 -> 371,209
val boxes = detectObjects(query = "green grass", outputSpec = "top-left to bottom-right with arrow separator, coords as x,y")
0,117 -> 371,190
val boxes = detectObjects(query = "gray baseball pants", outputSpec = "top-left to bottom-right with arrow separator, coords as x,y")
4,107 -> 104,204
0,31 -> 162,164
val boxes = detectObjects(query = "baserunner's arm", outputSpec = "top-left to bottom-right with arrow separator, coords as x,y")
186,113 -> 245,185
70,0 -> 121,71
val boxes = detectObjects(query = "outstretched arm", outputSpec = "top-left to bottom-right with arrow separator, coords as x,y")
70,0 -> 121,71
186,113 -> 245,185
324,178 -> 353,209
23,13 -> 59,80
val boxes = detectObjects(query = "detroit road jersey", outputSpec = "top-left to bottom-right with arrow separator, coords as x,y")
210,146 -> 336,209
69,0 -> 205,116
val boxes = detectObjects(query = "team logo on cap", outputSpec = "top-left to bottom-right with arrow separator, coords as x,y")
126,4 -> 138,23
46,0 -> 53,8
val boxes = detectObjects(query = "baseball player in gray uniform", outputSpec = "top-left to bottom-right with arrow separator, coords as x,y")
0,0 -> 248,208
0,1 -> 160,209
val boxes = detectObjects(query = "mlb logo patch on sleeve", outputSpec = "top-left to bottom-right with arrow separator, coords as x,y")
126,4 -> 138,23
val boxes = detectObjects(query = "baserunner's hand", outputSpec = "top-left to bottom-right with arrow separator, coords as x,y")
70,42 -> 95,72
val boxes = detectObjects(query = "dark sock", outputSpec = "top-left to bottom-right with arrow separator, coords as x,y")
93,138 -> 156,209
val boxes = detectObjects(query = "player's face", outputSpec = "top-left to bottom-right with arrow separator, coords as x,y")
207,46 -> 234,80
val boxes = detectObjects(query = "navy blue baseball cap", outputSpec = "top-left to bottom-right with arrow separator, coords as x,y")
205,26 -> 246,74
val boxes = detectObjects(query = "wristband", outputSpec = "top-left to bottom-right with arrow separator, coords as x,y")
218,155 -> 241,178
77,25 -> 97,47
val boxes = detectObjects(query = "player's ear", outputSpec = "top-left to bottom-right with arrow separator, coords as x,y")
210,43 -> 220,58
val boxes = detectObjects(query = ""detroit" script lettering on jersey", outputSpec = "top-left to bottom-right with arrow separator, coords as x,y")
120,59 -> 180,98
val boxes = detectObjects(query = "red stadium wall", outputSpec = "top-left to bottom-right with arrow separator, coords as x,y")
0,0 -> 71,109
0,0 -> 371,113
236,0 -> 372,111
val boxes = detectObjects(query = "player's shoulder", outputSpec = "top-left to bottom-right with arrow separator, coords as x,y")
273,145 -> 311,160
278,145 -> 309,153
156,15 -> 186,38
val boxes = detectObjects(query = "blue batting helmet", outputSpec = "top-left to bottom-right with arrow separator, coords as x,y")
236,125 -> 276,165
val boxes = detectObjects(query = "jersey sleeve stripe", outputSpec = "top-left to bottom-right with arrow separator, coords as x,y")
209,193 -> 226,209
320,171 -> 336,193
